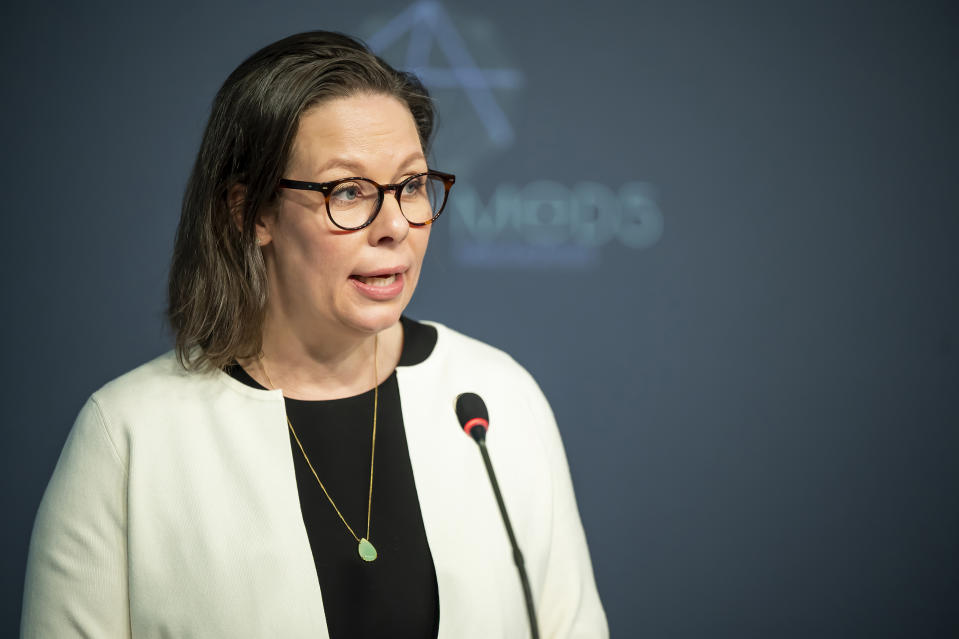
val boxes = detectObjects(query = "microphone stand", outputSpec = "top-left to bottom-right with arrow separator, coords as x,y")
476,438 -> 540,639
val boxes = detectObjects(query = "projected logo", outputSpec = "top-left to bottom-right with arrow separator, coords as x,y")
366,1 -> 663,268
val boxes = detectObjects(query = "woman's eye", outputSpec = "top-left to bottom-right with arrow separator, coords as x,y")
331,184 -> 362,201
402,178 -> 424,196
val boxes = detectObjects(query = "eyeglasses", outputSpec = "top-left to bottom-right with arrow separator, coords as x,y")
277,170 -> 456,231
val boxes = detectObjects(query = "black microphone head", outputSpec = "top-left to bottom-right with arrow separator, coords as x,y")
455,392 -> 489,442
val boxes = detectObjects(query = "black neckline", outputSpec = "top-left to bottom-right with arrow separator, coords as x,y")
396,316 -> 438,367
223,316 -> 437,398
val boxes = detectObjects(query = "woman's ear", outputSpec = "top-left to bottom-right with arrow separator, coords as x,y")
228,184 -> 273,247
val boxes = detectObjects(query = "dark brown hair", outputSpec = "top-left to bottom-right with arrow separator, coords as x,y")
167,31 -> 435,371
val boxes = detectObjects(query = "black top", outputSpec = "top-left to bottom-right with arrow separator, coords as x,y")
225,317 -> 439,639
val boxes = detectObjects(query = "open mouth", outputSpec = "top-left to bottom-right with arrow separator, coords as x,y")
350,273 -> 398,287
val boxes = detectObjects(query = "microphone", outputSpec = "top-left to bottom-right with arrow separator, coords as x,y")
455,392 -> 489,443
454,393 -> 540,639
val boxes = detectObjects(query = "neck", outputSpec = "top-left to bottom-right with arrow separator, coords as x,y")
244,317 -> 403,401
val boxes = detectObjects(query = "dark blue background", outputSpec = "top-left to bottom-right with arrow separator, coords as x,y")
3,1 -> 957,636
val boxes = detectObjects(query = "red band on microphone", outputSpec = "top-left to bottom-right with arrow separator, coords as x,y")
463,417 -> 489,434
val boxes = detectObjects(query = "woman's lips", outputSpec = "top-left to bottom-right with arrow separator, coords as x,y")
349,271 -> 405,300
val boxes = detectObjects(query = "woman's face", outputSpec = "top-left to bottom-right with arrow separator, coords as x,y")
257,93 -> 431,341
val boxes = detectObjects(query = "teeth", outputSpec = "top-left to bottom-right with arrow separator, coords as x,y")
356,274 -> 396,286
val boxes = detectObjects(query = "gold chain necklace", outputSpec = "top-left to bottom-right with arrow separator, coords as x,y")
260,334 -> 379,563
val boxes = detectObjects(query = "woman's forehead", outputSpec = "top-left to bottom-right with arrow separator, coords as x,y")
290,94 -> 424,177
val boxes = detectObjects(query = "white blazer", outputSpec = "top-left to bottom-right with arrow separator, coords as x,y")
21,322 -> 608,638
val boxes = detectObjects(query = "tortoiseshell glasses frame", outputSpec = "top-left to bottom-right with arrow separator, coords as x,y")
277,170 -> 456,231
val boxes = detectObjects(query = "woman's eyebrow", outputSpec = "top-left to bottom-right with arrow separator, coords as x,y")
313,157 -> 367,177
395,151 -> 427,172
313,151 -> 427,178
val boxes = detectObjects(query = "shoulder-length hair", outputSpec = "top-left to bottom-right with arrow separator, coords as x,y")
167,31 -> 436,372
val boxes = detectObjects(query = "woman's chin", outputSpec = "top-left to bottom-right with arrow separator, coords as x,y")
345,305 -> 406,336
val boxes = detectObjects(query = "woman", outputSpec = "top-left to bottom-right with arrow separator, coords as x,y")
21,31 -> 607,638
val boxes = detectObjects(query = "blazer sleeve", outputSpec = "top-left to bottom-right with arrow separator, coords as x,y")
21,396 -> 131,638
522,370 -> 610,638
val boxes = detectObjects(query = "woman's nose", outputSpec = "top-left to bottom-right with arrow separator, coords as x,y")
367,192 -> 409,245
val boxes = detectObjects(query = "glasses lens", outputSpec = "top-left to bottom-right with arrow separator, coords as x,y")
327,179 -> 379,229
399,174 -> 448,224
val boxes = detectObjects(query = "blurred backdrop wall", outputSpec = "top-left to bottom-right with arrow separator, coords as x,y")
3,1 -> 957,636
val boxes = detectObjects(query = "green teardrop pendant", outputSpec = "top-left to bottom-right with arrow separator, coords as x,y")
358,538 -> 377,562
